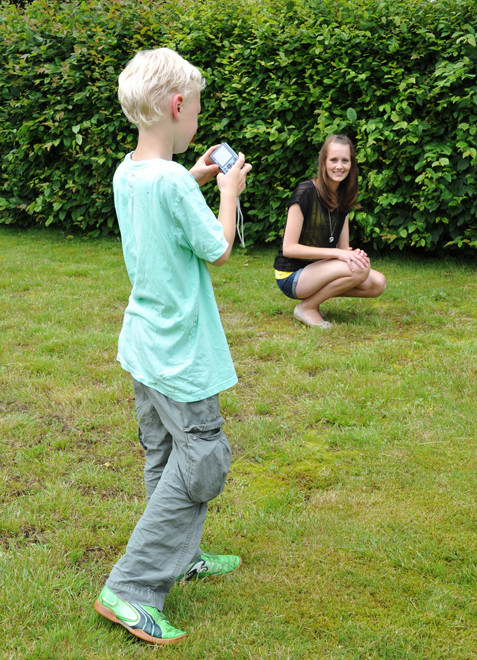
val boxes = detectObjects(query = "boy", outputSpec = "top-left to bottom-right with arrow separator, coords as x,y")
94,48 -> 252,645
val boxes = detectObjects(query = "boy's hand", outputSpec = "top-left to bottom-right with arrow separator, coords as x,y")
217,153 -> 252,197
189,145 -> 220,186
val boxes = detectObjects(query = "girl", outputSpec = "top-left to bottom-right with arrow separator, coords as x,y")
273,134 -> 386,327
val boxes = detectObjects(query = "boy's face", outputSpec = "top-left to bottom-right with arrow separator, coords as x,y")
174,91 -> 201,154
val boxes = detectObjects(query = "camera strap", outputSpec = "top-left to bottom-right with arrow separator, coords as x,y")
236,198 -> 245,248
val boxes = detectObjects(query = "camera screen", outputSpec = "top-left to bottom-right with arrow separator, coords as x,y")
213,145 -> 232,168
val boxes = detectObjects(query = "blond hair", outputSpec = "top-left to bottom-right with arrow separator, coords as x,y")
118,48 -> 204,128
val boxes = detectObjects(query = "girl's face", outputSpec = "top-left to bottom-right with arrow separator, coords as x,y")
325,141 -> 351,188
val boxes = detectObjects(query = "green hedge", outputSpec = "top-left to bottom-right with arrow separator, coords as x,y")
0,0 -> 476,251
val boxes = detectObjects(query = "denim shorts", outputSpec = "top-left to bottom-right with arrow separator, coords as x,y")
275,268 -> 303,300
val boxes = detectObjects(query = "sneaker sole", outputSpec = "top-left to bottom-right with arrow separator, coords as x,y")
94,599 -> 187,645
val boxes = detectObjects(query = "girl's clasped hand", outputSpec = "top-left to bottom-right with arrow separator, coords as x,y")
344,247 -> 370,271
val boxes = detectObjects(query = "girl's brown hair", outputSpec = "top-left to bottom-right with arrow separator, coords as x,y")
314,134 -> 359,212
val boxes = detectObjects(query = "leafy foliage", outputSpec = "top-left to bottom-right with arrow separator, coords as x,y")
0,0 -> 476,251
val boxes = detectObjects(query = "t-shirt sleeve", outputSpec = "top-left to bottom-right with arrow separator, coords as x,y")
172,171 -> 228,263
288,181 -> 314,220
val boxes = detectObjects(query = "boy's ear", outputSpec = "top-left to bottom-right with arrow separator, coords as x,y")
171,94 -> 184,120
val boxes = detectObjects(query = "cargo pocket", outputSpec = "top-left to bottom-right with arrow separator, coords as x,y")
183,425 -> 232,503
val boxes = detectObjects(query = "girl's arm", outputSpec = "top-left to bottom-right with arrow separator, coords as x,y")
283,206 -> 369,271
337,215 -> 350,250
337,215 -> 370,268
283,204 -> 342,261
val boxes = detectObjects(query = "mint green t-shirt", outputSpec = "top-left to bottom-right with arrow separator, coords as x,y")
113,154 -> 237,402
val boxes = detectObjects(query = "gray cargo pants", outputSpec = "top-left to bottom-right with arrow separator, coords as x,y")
105,378 -> 232,610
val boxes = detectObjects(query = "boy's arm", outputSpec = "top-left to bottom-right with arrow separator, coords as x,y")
212,153 -> 252,267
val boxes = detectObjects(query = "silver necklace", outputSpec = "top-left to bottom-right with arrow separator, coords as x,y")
328,209 -> 338,243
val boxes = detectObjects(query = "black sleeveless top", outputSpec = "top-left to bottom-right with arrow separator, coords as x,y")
273,180 -> 348,272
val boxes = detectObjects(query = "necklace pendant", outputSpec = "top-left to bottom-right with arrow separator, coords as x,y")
327,209 -> 337,244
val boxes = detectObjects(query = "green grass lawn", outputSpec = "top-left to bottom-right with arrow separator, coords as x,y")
0,226 -> 476,659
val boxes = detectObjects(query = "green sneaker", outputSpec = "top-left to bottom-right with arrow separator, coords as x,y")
94,586 -> 187,645
177,552 -> 242,581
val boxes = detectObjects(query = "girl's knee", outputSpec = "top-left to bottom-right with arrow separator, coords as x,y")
372,272 -> 387,297
352,265 -> 371,286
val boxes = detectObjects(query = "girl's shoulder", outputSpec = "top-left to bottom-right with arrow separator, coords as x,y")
289,179 -> 318,204
295,179 -> 316,193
